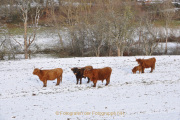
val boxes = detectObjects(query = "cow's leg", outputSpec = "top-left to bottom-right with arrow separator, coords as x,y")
76,77 -> 79,84
43,80 -> 47,87
142,67 -> 145,73
151,65 -> 156,72
87,78 -> 90,83
80,78 -> 82,84
56,77 -> 60,86
152,63 -> 155,70
93,80 -> 97,87
150,67 -> 153,73
105,78 -> 110,86
102,80 -> 104,83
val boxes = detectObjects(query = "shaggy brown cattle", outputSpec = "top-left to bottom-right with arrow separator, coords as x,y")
71,66 -> 93,84
83,66 -> 93,70
83,67 -> 112,87
33,68 -> 63,87
136,57 -> 156,73
132,65 -> 142,74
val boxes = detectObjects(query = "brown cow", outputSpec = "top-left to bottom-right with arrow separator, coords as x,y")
83,66 -> 93,70
83,67 -> 112,87
136,57 -> 156,73
132,65 -> 142,74
33,68 -> 63,87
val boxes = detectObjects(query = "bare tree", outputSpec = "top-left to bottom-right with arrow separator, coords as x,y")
161,0 -> 175,54
0,25 -> 8,60
0,25 -> 18,60
49,0 -> 64,50
89,27 -> 104,57
68,24 -> 88,56
108,1 -> 135,56
18,0 -> 40,59
137,14 -> 161,56
88,10 -> 109,57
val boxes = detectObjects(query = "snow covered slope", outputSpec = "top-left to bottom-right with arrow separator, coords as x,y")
0,56 -> 180,120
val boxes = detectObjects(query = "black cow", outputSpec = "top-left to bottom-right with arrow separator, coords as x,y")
71,67 -> 90,84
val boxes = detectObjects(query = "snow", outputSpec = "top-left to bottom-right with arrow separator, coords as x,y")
0,56 -> 180,120
157,42 -> 180,54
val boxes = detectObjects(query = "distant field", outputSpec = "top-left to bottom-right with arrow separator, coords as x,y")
0,56 -> 180,120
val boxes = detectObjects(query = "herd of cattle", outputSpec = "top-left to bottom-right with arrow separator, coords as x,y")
33,57 -> 156,87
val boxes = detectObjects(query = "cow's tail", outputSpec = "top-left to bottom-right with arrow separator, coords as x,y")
153,58 -> 156,70
60,70 -> 63,83
60,73 -> 62,83
60,74 -> 62,83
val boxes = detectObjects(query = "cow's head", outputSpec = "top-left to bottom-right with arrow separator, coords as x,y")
136,58 -> 143,65
132,67 -> 137,74
83,68 -> 92,77
71,67 -> 80,75
33,68 -> 41,75
132,65 -> 142,74
132,66 -> 138,74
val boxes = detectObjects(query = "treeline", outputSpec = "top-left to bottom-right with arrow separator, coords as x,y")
0,0 -> 180,59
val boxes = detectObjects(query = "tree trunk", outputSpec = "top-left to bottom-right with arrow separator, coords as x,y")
117,47 -> 121,56
176,41 -> 179,55
165,36 -> 168,54
95,48 -> 100,57
120,50 -> 124,56
108,46 -> 112,56
51,0 -> 64,51
138,30 -> 142,55
97,48 -> 100,57
24,11 -> 28,59
145,45 -> 149,56
58,32 -> 64,50
164,22 -> 168,55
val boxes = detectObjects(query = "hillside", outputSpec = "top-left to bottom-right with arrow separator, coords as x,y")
0,56 -> 180,120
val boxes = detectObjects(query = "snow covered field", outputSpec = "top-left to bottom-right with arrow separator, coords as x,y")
0,56 -> 180,120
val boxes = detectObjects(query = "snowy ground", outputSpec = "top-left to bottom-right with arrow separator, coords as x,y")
0,56 -> 180,120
